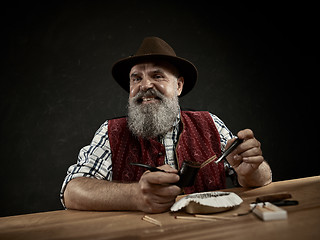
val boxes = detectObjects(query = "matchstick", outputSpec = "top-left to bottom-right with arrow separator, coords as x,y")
142,215 -> 162,227
174,216 -> 217,222
194,214 -> 235,220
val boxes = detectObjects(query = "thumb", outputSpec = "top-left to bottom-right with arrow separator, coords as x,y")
224,138 -> 239,166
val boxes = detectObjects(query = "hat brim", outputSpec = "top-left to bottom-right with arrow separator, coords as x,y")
111,54 -> 197,97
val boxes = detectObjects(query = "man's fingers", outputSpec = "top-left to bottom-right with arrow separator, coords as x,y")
237,129 -> 254,140
143,199 -> 175,213
143,171 -> 179,185
153,184 -> 181,197
233,138 -> 261,155
241,156 -> 265,172
138,169 -> 181,213
157,164 -> 179,174
237,146 -> 262,158
141,180 -> 181,195
144,190 -> 178,204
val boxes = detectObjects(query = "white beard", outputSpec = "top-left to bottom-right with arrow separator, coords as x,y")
127,89 -> 180,139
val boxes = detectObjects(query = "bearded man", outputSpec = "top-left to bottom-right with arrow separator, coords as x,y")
61,37 -> 272,213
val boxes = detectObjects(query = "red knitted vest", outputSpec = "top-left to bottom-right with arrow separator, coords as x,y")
108,111 -> 226,193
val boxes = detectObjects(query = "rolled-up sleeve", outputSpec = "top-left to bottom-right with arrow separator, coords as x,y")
208,113 -> 240,185
60,120 -> 112,207
208,113 -> 234,151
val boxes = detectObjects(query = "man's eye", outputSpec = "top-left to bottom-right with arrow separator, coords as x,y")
154,75 -> 163,79
131,77 -> 141,82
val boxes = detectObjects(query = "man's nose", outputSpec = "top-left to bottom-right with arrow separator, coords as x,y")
140,77 -> 154,92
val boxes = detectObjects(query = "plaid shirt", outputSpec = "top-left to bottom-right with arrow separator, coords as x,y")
60,112 -> 234,206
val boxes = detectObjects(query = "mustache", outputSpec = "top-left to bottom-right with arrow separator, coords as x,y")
131,89 -> 165,104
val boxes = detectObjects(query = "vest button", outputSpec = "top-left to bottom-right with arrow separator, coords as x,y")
158,152 -> 163,156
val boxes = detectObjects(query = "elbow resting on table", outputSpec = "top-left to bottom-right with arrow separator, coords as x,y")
63,179 -> 83,210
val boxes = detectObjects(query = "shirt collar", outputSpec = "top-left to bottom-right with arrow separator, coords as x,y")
173,110 -> 181,127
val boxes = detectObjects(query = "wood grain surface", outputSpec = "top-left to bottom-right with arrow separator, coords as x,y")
1,176 -> 319,240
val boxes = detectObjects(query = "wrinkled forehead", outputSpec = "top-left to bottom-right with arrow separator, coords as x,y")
129,61 -> 179,77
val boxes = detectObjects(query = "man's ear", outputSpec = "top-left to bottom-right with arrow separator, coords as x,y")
177,77 -> 184,96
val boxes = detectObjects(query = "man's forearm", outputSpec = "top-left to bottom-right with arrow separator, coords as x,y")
237,161 -> 272,188
64,177 -> 139,211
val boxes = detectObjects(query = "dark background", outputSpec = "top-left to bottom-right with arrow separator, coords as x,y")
1,1 -> 318,217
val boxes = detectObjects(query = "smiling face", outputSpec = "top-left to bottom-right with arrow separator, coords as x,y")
129,61 -> 184,103
127,61 -> 184,139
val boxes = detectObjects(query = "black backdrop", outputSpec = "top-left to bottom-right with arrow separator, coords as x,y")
1,1 -> 318,217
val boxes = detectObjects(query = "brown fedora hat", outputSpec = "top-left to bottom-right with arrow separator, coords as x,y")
111,37 -> 197,97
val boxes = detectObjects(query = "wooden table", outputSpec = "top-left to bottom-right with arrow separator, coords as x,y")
1,176 -> 319,240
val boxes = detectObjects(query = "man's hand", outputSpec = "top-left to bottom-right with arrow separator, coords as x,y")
226,129 -> 271,187
64,165 -> 181,213
134,165 -> 181,213
226,129 -> 263,176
